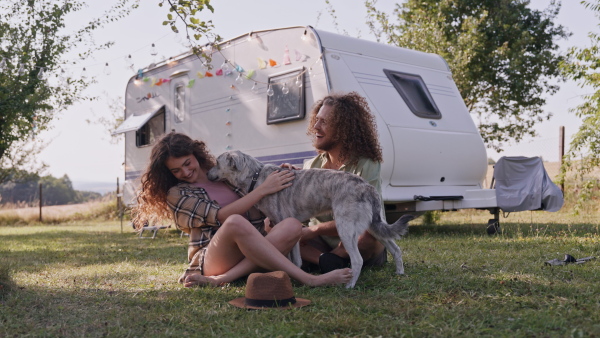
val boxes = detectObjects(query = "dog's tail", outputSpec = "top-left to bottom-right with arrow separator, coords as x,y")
370,214 -> 415,239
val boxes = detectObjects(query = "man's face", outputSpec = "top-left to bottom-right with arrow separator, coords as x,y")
313,104 -> 337,152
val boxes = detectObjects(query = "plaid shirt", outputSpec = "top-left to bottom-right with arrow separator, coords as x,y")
166,181 -> 266,252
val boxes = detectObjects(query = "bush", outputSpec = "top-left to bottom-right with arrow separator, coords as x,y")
422,210 -> 441,225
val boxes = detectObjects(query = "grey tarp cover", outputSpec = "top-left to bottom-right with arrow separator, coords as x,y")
493,156 -> 564,212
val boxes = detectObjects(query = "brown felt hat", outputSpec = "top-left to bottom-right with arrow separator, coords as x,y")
229,271 -> 311,310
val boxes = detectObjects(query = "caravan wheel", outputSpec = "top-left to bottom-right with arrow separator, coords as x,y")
486,219 -> 500,235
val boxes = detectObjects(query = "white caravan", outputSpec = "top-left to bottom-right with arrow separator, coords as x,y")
114,26 -> 560,232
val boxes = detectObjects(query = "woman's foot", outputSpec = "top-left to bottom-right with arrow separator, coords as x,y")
178,269 -> 202,284
307,268 -> 352,286
183,274 -> 223,287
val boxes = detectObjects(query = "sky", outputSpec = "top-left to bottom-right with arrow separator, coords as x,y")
33,0 -> 598,192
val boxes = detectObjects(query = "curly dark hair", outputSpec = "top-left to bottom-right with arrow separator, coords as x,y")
307,92 -> 383,164
132,132 -> 215,228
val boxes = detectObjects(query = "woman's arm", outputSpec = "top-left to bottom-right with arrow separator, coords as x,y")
216,170 -> 294,223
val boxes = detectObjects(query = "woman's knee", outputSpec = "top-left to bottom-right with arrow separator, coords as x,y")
220,214 -> 254,235
278,218 -> 302,240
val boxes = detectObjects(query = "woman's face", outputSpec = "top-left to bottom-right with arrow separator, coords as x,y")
165,154 -> 205,184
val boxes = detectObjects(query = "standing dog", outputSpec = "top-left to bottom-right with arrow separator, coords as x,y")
207,150 -> 414,288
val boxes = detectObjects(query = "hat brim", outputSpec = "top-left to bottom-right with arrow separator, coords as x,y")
229,297 -> 311,310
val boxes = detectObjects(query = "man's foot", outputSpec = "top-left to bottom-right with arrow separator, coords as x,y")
319,252 -> 350,274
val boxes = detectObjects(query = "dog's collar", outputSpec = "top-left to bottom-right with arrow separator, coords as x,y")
248,171 -> 260,193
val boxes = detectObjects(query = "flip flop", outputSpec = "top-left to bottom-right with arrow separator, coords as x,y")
544,254 -> 596,266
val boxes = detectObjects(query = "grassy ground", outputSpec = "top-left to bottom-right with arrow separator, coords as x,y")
1,210 -> 599,337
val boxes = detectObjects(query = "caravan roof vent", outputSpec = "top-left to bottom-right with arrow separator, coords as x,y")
170,69 -> 191,78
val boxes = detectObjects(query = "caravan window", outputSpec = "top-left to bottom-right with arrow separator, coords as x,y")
136,107 -> 165,147
266,68 -> 305,124
174,84 -> 185,123
384,69 -> 441,119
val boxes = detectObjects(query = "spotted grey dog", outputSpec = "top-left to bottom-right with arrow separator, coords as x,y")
207,150 -> 414,288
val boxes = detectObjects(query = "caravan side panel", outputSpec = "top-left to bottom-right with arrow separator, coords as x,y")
320,45 -> 487,202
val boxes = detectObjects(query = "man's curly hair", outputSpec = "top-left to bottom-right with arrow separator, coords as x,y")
132,132 -> 215,229
307,92 -> 383,164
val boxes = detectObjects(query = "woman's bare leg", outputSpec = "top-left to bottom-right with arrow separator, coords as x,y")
184,216 -> 301,287
185,215 -> 352,287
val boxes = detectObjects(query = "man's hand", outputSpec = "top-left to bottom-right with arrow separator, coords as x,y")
301,220 -> 339,242
264,217 -> 273,233
279,163 -> 300,170
300,225 -> 319,242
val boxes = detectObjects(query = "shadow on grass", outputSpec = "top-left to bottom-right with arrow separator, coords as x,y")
408,222 -> 600,239
0,281 -> 234,336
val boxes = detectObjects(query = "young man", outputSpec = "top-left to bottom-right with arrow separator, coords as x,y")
300,92 -> 387,273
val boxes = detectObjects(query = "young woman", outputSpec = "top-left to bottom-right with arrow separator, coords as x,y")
133,132 -> 352,287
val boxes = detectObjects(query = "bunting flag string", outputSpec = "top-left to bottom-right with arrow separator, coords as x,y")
0,32 -> 174,82
1,28 -> 319,97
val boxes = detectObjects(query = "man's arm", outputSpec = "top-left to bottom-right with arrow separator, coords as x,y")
301,219 -> 338,241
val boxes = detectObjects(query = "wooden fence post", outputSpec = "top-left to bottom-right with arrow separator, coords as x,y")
117,177 -> 123,233
39,183 -> 42,222
559,126 -> 565,193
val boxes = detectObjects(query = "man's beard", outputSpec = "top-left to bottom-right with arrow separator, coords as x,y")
314,137 -> 336,152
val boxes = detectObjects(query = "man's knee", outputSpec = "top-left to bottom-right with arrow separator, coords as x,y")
357,231 -> 379,248
357,232 -> 384,261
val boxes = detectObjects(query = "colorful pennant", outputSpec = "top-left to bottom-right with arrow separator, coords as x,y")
295,49 -> 308,62
257,57 -> 267,69
283,46 -> 291,65
245,69 -> 255,80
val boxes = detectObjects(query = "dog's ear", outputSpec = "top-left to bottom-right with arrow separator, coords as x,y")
234,150 -> 249,169
225,151 -> 237,170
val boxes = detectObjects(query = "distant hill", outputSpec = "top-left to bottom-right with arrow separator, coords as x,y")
72,181 -> 118,195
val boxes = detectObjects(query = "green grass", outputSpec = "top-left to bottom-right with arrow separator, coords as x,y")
1,214 -> 599,337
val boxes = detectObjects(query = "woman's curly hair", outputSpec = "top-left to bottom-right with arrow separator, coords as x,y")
307,92 -> 383,164
132,132 -> 215,229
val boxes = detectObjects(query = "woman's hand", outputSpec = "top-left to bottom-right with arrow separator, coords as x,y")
257,170 -> 295,196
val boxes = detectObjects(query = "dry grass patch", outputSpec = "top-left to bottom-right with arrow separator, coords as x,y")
0,200 -> 120,225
